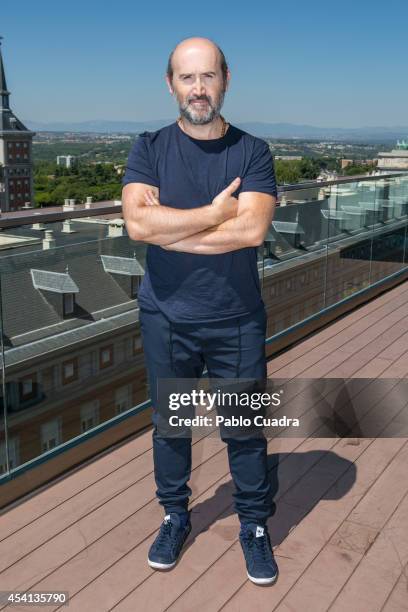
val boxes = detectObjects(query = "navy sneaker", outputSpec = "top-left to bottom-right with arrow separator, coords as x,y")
239,523 -> 278,585
148,512 -> 192,570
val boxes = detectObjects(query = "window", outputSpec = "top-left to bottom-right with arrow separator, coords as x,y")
80,401 -> 100,432
132,335 -> 141,355
18,373 -> 37,402
23,379 -> 32,394
115,384 -> 132,414
63,293 -> 74,315
41,417 -> 62,453
131,276 -> 139,297
99,345 -> 113,369
62,358 -> 78,384
0,437 -> 20,474
64,362 -> 74,377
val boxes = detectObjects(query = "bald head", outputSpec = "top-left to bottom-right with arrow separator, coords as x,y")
166,37 -> 228,87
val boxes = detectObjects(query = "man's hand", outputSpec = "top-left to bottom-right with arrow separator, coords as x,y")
211,177 -> 241,224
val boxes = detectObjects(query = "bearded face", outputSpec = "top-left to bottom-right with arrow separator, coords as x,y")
176,86 -> 226,125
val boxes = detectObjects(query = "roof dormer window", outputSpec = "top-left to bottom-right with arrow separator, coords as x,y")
63,293 -> 74,315
31,269 -> 79,319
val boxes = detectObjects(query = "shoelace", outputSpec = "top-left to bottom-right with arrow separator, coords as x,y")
242,531 -> 273,564
154,519 -> 181,553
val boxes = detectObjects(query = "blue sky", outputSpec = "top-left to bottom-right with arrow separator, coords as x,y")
1,0 -> 407,127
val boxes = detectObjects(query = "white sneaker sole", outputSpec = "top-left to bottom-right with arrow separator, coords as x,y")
148,558 -> 177,570
247,571 -> 278,585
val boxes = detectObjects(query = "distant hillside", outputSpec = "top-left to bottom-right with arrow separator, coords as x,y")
24,118 -> 408,142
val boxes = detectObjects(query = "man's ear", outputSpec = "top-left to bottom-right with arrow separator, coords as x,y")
225,69 -> 231,92
165,74 -> 174,95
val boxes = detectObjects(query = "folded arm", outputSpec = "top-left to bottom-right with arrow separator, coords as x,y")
121,179 -> 240,246
159,191 -> 277,254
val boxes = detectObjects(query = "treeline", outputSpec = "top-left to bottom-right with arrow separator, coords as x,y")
274,157 -> 374,184
274,157 -> 343,184
34,161 -> 123,206
342,162 -> 376,176
33,156 -> 375,207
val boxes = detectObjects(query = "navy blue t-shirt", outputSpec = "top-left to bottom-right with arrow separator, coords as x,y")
122,121 -> 277,323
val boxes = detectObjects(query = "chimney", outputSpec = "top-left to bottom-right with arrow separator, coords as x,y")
63,198 -> 75,211
42,230 -> 56,249
108,218 -> 125,237
62,219 -> 76,234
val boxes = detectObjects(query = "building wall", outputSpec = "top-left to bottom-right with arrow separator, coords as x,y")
0,134 -> 34,211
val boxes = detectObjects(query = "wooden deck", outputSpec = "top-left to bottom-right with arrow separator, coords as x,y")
1,280 -> 408,612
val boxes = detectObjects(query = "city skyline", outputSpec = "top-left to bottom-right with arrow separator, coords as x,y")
1,0 -> 407,128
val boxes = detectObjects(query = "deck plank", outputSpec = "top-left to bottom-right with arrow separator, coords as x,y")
164,440 -> 404,611
267,281 -> 408,375
0,280 -> 407,612
380,564 -> 408,612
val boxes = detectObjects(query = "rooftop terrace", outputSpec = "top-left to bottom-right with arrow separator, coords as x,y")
1,279 -> 407,612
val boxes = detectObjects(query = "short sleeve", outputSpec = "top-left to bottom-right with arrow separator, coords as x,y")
122,133 -> 160,188
239,139 -> 277,197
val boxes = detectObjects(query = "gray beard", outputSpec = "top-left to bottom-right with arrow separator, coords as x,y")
178,90 -> 225,125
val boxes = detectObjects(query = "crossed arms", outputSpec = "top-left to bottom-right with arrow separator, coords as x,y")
121,178 -> 277,255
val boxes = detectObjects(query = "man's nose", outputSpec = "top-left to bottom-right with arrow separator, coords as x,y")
192,76 -> 206,96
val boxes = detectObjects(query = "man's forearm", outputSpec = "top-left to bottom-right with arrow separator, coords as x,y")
128,201 -> 219,245
162,212 -> 260,254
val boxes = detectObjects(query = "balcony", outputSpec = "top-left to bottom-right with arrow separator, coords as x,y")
0,279 -> 407,610
0,173 -> 407,610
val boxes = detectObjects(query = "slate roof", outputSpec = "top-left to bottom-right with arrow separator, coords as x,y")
100,255 -> 145,276
0,219 -> 147,355
31,269 -> 79,293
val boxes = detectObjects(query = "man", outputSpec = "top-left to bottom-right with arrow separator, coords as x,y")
122,36 -> 278,585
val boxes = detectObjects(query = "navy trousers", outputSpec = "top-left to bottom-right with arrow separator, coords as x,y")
139,304 -> 272,525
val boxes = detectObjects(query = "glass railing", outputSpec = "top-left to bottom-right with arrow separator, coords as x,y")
261,174 -> 408,335
1,173 -> 407,481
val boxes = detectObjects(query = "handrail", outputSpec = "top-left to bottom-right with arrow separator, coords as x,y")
0,172 -> 406,229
